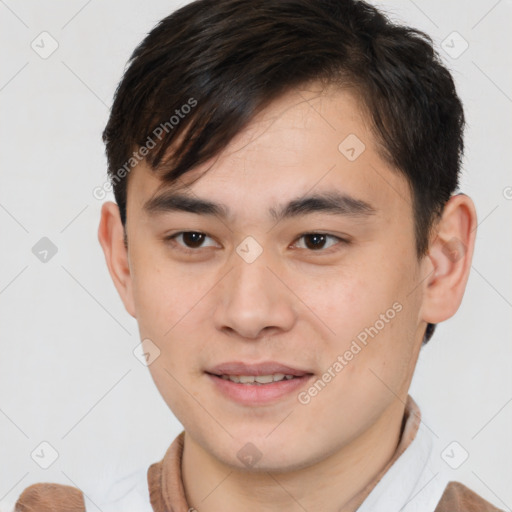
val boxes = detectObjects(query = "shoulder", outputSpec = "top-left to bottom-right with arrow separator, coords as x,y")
14,482 -> 85,512
435,481 -> 505,512
14,464 -> 153,512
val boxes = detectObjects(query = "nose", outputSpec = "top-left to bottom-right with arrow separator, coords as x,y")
212,254 -> 297,340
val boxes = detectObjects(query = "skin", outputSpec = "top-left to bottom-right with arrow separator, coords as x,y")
98,83 -> 477,512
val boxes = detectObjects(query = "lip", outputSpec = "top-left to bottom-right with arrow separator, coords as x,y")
206,361 -> 311,377
205,361 -> 314,405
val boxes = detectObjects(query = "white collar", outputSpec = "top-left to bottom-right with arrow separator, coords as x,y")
357,409 -> 449,512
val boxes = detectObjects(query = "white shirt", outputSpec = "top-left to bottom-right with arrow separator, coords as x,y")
357,420 -> 449,511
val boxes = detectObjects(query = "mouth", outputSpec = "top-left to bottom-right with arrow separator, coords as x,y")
205,361 -> 314,404
215,373 -> 299,385
206,361 -> 312,377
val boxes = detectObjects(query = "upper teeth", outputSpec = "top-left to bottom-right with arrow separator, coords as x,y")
221,374 -> 296,384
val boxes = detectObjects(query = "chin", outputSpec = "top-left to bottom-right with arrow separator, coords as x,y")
214,432 -> 312,472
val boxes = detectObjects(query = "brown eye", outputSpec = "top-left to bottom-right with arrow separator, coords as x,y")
295,233 -> 345,252
165,231 -> 219,252
181,232 -> 206,248
303,234 -> 328,250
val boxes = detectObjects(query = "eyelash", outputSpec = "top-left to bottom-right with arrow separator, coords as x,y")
163,231 -> 349,255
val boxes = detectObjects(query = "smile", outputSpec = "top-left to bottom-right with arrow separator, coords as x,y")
219,374 -> 297,384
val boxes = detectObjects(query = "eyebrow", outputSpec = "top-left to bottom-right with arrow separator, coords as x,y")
143,190 -> 377,222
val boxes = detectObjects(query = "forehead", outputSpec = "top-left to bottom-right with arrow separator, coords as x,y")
127,84 -> 413,226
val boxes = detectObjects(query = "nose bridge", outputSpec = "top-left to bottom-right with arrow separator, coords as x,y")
232,252 -> 274,302
213,246 -> 295,338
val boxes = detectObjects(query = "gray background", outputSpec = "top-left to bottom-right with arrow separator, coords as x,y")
0,0 -> 511,510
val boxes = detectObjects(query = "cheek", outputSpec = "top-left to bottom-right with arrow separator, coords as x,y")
130,248 -> 200,334
311,249 -> 420,371
299,263 -> 393,342
130,251 -> 214,370
147,359 -> 195,431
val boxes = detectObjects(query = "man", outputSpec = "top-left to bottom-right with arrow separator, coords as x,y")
14,0 -> 504,510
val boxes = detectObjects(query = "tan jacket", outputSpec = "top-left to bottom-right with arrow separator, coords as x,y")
13,477 -> 505,511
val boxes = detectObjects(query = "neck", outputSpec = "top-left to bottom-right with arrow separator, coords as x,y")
181,399 -> 406,512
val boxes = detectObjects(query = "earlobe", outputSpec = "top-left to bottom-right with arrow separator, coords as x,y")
421,194 -> 477,324
97,201 -> 137,318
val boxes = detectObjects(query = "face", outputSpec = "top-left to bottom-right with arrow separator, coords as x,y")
119,85 -> 429,471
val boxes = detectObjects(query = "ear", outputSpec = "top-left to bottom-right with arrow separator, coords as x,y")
420,193 -> 477,324
97,201 -> 136,318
